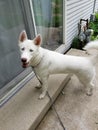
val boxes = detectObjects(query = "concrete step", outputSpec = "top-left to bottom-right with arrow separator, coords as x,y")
0,71 -> 70,130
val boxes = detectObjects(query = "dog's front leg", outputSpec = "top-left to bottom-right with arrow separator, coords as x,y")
35,75 -> 42,89
39,76 -> 48,99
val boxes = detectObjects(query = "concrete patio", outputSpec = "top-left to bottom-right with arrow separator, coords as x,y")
0,48 -> 98,130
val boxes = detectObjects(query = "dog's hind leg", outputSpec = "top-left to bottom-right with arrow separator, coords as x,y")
86,70 -> 96,96
86,82 -> 94,96
86,72 -> 96,96
77,72 -> 95,96
91,69 -> 96,86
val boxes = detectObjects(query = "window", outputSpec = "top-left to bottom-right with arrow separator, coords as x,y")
31,0 -> 63,50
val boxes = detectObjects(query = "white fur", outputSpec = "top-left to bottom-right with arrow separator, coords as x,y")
83,40 -> 98,50
19,31 -> 97,99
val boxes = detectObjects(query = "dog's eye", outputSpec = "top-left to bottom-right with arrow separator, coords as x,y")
29,49 -> 33,52
21,48 -> 25,51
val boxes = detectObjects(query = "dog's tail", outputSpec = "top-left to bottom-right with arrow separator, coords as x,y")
83,40 -> 98,50
84,41 -> 98,65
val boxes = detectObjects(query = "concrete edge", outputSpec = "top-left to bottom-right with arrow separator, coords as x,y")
30,75 -> 71,130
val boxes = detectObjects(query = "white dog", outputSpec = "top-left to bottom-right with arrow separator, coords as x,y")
18,30 -> 98,99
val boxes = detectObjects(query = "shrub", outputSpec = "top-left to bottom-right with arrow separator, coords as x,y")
89,12 -> 98,40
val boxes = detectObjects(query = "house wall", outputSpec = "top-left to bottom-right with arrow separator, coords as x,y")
65,0 -> 98,47
95,0 -> 98,11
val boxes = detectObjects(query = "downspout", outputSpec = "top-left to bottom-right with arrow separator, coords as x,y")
90,0 -> 97,21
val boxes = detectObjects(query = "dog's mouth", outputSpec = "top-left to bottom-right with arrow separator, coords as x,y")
22,62 -> 29,68
21,58 -> 30,68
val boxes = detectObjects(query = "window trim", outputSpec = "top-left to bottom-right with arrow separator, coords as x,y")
63,0 -> 67,45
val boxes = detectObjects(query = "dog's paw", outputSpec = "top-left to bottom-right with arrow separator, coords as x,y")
35,84 -> 42,89
39,93 -> 46,99
86,88 -> 93,96
86,92 -> 92,96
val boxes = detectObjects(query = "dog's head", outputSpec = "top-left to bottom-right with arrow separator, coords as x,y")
18,30 -> 41,68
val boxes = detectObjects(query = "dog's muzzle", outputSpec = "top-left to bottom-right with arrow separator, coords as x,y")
21,58 -> 29,68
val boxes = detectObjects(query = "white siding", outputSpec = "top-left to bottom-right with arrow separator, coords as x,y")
64,0 -> 98,48
95,0 -> 98,11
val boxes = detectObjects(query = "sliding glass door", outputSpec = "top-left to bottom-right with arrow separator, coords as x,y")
0,0 -> 34,104
31,0 -> 63,50
0,0 -> 63,106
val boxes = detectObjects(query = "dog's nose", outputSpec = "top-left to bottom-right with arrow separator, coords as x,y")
21,58 -> 27,63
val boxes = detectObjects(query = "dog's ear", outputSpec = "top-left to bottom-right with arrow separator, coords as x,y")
34,34 -> 41,46
19,30 -> 27,43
